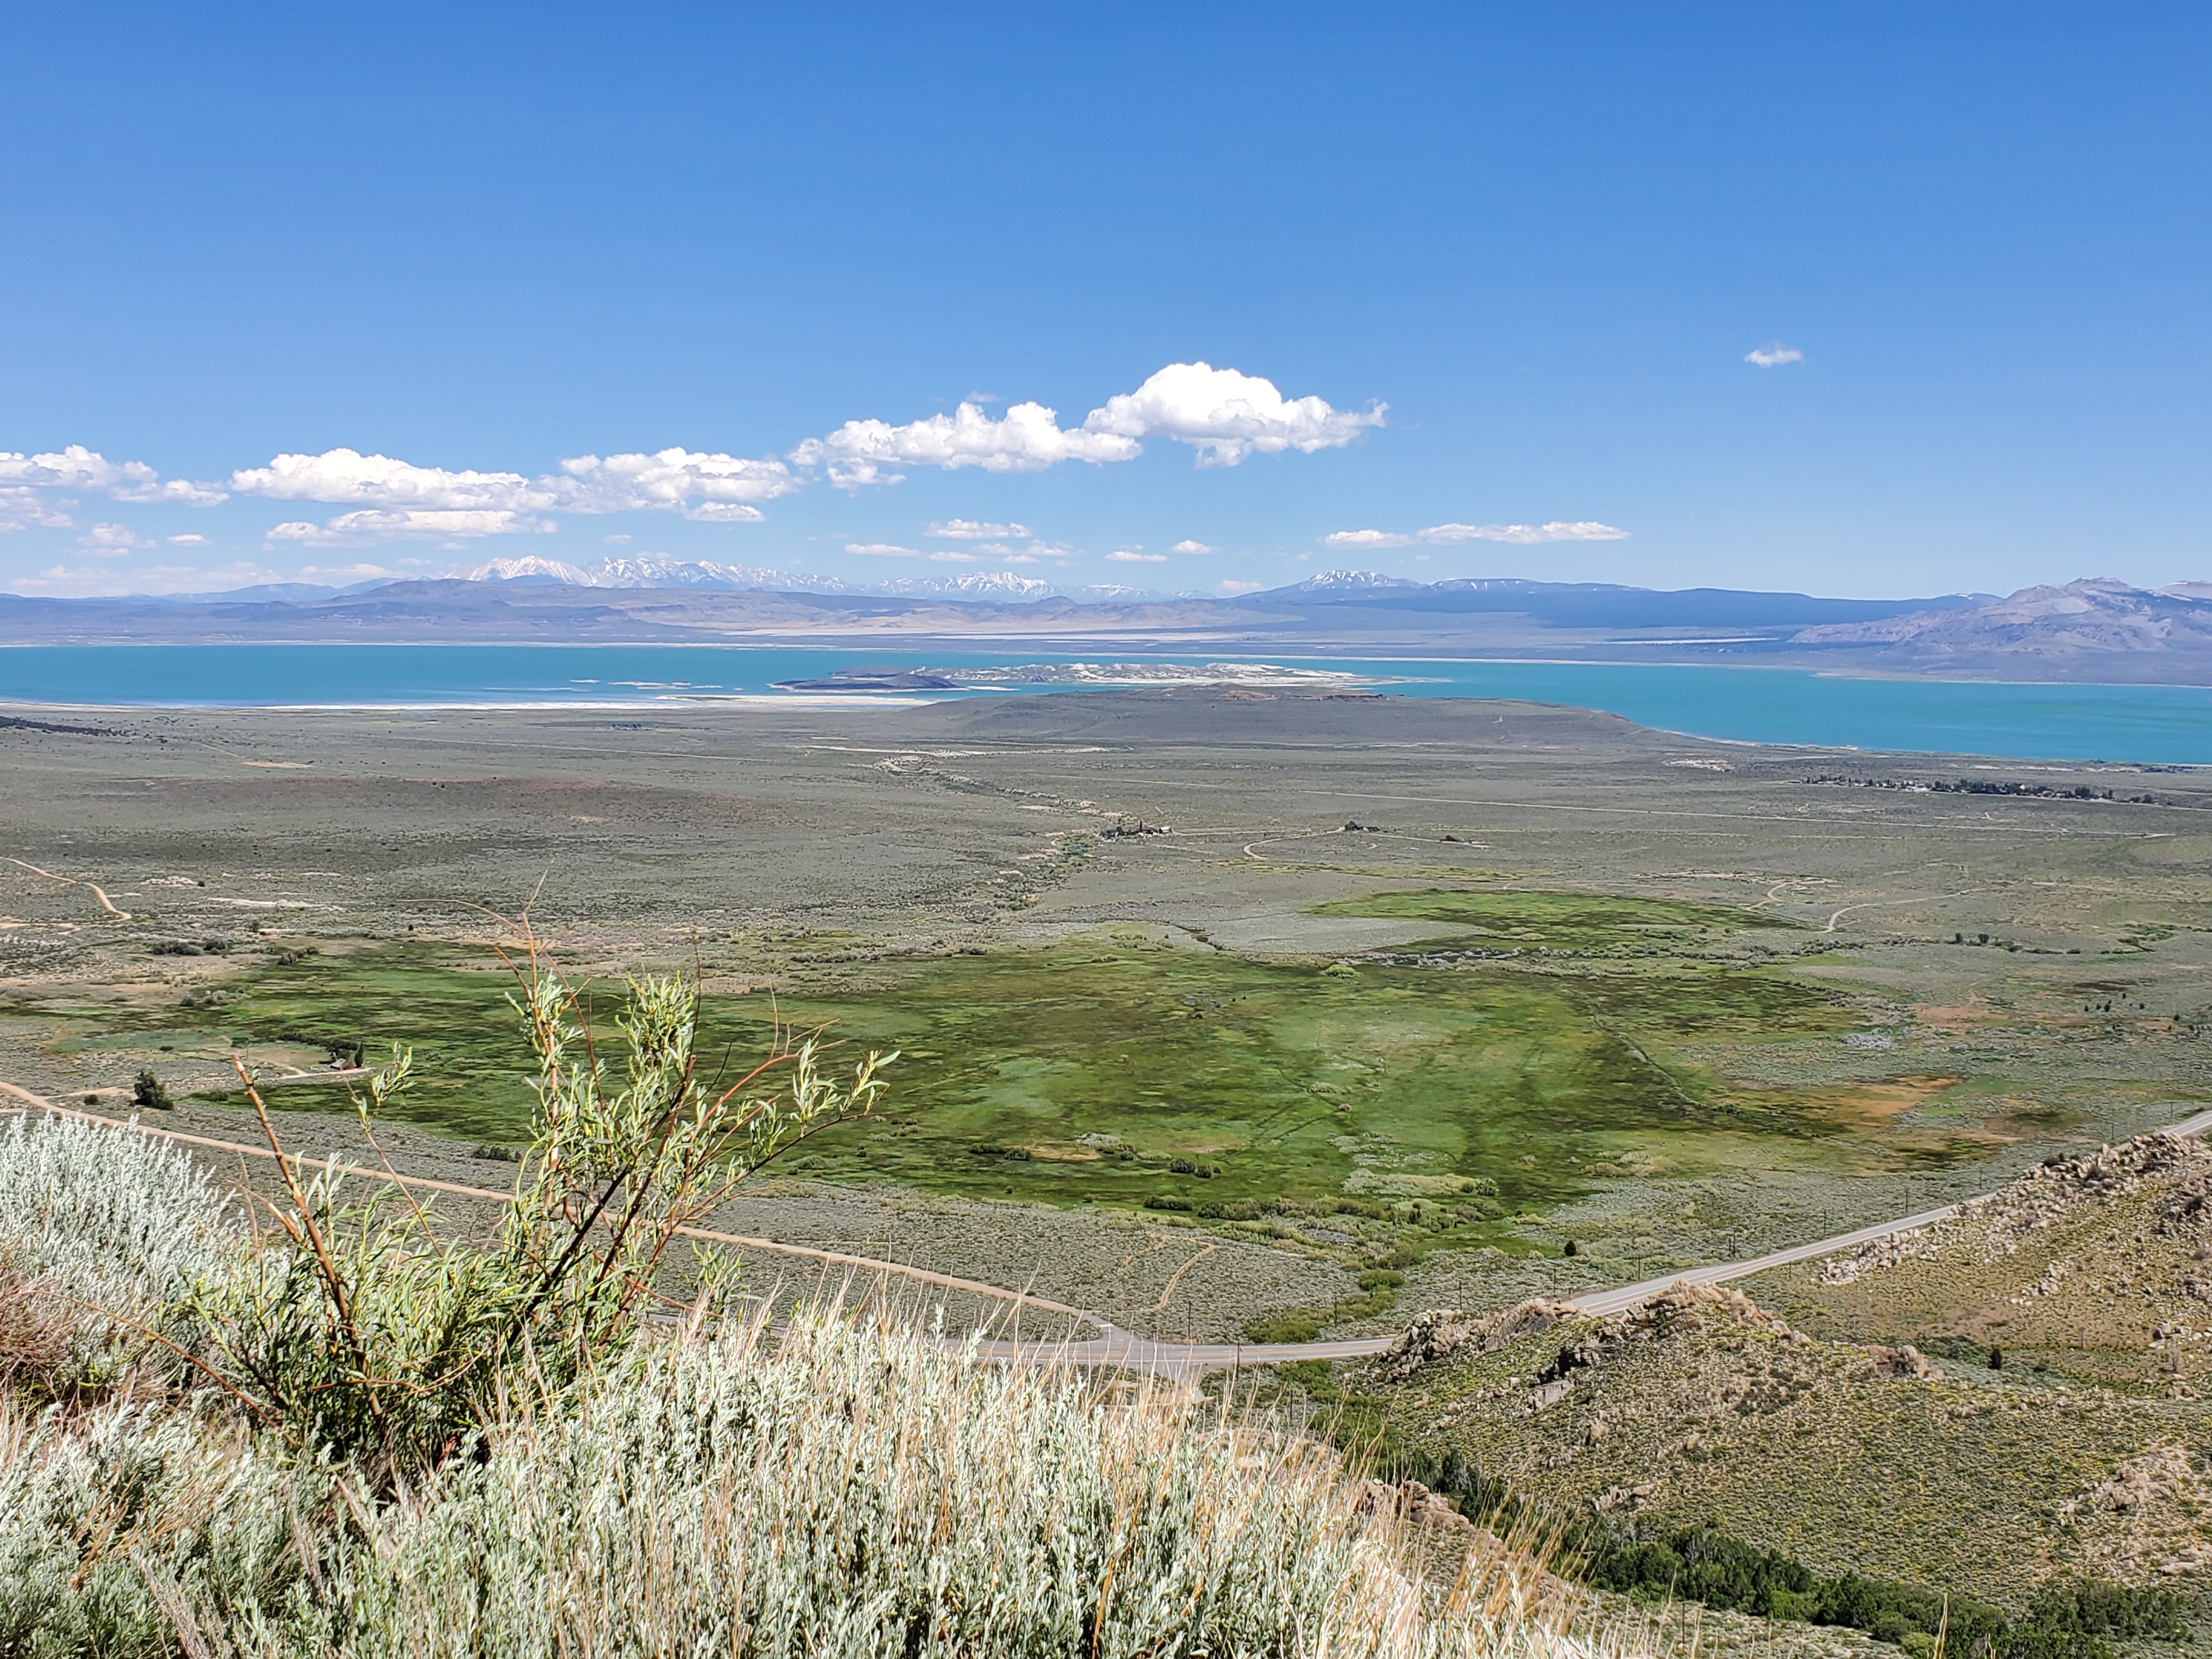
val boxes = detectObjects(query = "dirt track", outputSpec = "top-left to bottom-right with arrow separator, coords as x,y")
20,1081 -> 2212,1376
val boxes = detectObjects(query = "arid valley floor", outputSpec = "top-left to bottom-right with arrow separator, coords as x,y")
4,687 -> 2207,1347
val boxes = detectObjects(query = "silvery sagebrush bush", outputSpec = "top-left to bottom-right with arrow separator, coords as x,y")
348,1306 -> 1610,1659
0,1393 -> 343,1657
2,1302 -> 1613,1659
0,1109 -> 238,1392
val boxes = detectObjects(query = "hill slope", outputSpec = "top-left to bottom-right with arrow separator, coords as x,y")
1362,1135 -> 2212,1607
1765,1133 -> 2212,1396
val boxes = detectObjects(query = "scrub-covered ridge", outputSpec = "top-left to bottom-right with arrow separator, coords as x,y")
1344,1133 -> 2212,1623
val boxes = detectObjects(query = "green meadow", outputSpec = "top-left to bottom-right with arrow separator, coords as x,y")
1306,887 -> 1802,949
16,890 -> 1892,1226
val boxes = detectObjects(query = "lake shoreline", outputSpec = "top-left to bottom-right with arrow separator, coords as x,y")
3,644 -> 2212,762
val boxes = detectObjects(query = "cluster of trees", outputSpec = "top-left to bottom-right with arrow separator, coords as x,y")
1808,774 -> 2140,803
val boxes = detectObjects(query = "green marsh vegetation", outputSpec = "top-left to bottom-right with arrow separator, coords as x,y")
1307,888 -> 1804,953
8,888 -> 1972,1275
33,886 -> 1990,1346
10,894 -> 1864,1345
718,929 -> 1853,1216
42,889 -> 1895,1233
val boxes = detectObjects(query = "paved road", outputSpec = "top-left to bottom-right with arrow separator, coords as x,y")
13,1079 -> 2212,1379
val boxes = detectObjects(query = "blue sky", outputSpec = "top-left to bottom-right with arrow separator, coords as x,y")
1,3 -> 2205,600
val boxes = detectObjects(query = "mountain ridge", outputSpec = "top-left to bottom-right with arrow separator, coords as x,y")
1791,578 -> 2212,666
3,571 -> 2208,684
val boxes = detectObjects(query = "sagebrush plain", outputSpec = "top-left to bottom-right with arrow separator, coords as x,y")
3,687 -> 2207,1344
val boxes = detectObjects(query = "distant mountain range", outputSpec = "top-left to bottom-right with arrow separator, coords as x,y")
129,556 -> 2000,624
131,555 -> 1167,606
1243,573 -> 2002,630
3,568 -> 2208,684
454,555 -> 1148,602
449,558 -> 2002,625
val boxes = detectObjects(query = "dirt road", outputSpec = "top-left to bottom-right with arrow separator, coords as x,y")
14,1079 -> 2207,1378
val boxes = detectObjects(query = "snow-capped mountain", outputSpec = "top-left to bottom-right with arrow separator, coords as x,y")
461,555 -> 856,593
866,570 -> 1057,601
1271,569 -> 1425,595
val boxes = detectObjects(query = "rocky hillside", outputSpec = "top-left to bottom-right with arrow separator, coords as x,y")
1361,1132 -> 2212,1605
1767,1133 -> 2212,1396
1359,1279 -> 2212,1606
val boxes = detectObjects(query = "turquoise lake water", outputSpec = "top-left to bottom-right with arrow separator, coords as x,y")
2,642 -> 2209,764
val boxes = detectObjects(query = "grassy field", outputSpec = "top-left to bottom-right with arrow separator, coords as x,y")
3,889 -> 1932,1237
1308,887 -> 1803,950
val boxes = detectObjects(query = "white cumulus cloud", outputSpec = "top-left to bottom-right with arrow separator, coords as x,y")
1746,345 -> 1804,368
9,373 -> 1397,561
791,361 -> 1381,485
556,448 -> 799,512
0,447 -> 132,491
0,488 -> 74,532
928,518 -> 1031,540
1422,521 -> 1629,544
1082,362 -> 1385,467
792,402 -> 1139,487
116,478 -> 228,506
845,543 -> 922,557
234,449 -> 550,511
0,445 -> 227,513
266,509 -> 556,547
1217,578 -> 1264,595
1106,550 -> 1167,563
230,446 -> 796,537
1324,520 -> 1629,550
77,523 -> 148,556
64,364 -> 1386,552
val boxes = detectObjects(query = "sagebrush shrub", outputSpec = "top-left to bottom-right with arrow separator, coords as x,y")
0,1110 -> 235,1392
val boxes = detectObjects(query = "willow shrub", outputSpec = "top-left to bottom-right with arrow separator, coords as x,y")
191,936 -> 895,1480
